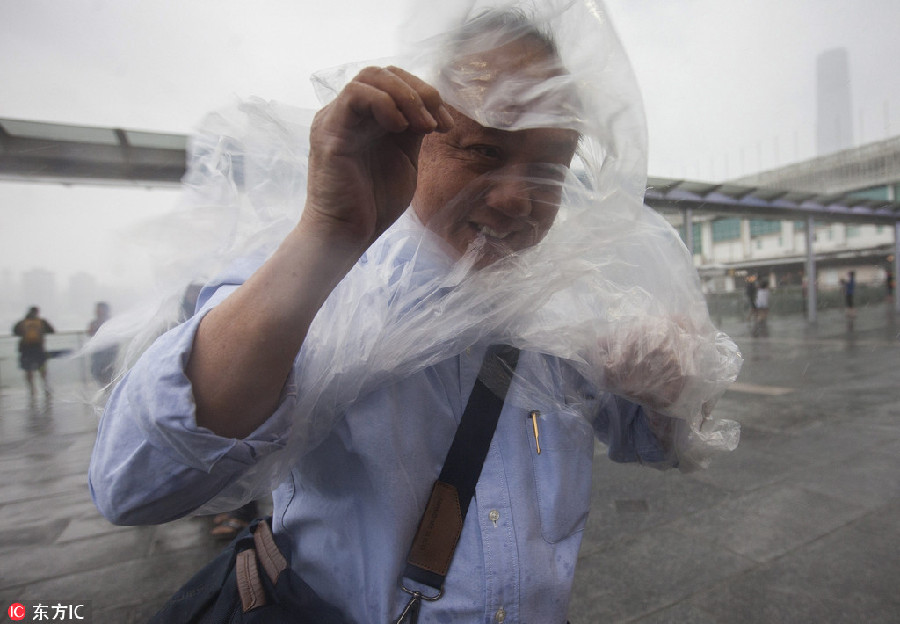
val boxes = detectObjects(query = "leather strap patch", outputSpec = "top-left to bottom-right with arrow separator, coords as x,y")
236,548 -> 266,612
406,481 -> 463,576
253,520 -> 288,584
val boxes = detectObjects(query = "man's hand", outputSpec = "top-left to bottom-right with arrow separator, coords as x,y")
188,67 -> 452,439
303,66 -> 454,252
596,318 -> 692,413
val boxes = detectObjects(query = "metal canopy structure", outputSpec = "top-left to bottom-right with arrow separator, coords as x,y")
1,118 -> 898,317
3,117 -> 899,223
0,118 -> 186,188
644,177 -> 900,224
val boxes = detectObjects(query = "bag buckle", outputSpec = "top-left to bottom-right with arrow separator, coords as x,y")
393,585 -> 443,624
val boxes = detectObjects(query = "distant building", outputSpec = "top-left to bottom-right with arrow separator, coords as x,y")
816,48 -> 853,156
729,134 -> 900,197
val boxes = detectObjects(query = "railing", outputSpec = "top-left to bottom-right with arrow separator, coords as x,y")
2,291 -> 892,390
705,283 -> 890,324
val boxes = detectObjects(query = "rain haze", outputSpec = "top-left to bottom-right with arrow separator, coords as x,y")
2,3 -> 900,620
2,0 -> 900,329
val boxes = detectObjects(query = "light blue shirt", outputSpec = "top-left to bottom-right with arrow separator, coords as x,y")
89,230 -> 672,623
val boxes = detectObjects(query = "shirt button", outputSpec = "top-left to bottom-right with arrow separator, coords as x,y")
495,606 -> 506,622
489,509 -> 500,526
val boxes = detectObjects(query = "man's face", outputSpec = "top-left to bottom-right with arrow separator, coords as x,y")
412,108 -> 578,267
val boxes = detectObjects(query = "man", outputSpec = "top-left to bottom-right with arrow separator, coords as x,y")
90,4 -> 738,622
12,306 -> 55,399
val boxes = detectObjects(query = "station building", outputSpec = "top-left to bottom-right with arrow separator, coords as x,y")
656,135 -> 900,300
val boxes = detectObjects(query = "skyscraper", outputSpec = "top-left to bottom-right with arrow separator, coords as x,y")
816,47 -> 853,156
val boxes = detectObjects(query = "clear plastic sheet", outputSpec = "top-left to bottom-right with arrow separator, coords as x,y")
93,0 -> 742,511
80,101 -> 316,386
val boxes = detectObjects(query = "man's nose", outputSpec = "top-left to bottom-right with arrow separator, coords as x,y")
484,170 -> 532,218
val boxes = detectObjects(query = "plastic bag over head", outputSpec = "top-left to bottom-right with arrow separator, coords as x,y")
303,0 -> 740,432
99,0 -> 742,511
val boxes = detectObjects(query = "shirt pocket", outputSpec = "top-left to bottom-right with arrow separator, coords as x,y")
528,409 -> 594,543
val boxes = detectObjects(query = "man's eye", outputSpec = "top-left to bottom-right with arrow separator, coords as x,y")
469,144 -> 502,160
531,163 -> 567,183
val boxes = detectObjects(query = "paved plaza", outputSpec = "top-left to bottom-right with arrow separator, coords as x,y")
0,303 -> 898,622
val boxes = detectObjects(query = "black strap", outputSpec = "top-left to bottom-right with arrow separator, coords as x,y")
401,345 -> 520,593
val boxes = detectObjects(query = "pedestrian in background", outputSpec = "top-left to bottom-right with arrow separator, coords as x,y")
86,301 -> 118,386
752,279 -> 770,337
844,271 -> 856,309
745,275 -> 758,326
12,306 -> 55,399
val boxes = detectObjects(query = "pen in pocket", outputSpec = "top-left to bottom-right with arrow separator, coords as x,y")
529,410 -> 541,454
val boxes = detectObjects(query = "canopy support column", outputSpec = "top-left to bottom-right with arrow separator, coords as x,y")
806,216 -> 817,323
683,207 -> 694,255
894,222 -> 900,313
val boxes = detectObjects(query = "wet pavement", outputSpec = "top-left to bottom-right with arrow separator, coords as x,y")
0,303 -> 898,623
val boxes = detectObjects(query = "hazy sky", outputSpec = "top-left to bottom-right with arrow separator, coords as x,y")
2,0 -> 900,294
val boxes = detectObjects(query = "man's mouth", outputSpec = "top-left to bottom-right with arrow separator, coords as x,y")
472,223 -> 512,241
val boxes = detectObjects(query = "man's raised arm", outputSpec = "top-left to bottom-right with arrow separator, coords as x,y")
187,67 -> 453,438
